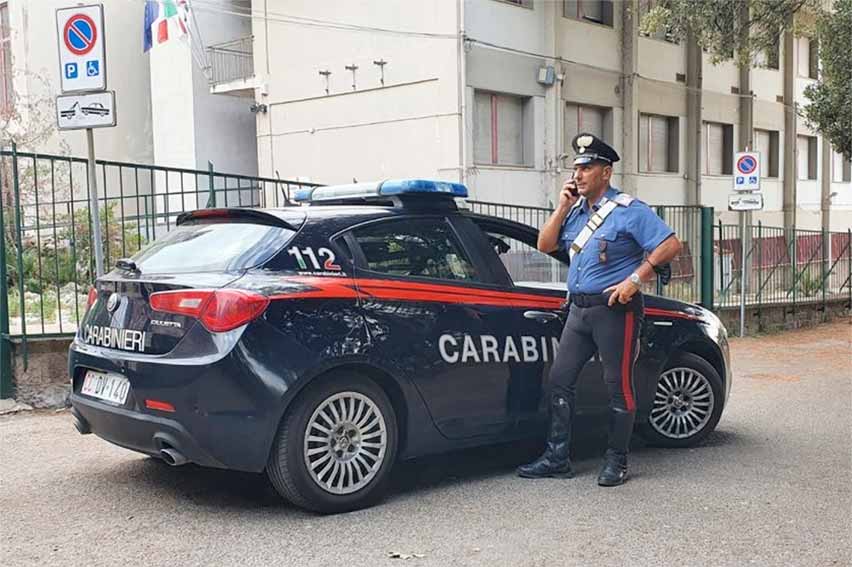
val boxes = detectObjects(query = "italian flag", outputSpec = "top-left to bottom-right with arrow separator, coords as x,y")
144,0 -> 190,52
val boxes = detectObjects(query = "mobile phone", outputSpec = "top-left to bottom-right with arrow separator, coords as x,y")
566,180 -> 578,197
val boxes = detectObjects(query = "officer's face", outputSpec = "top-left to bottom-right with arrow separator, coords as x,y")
573,163 -> 612,196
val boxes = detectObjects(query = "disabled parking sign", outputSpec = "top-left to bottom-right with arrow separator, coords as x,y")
733,151 -> 761,192
56,4 -> 106,93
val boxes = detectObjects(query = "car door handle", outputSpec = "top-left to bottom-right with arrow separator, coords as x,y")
523,311 -> 559,322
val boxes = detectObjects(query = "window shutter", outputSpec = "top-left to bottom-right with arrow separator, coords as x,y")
808,137 -> 817,179
564,103 -> 579,153
706,123 -> 724,175
797,38 -> 809,77
756,130 -> 771,173
832,151 -> 844,183
496,94 -> 524,166
796,136 -> 809,180
639,114 -> 650,172
580,106 -> 605,141
564,0 -> 579,19
473,92 -> 493,164
650,115 -> 669,172
580,0 -> 602,22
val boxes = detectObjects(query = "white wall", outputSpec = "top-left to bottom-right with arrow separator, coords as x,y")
254,0 -> 459,184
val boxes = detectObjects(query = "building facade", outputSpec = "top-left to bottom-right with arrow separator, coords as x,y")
245,0 -> 851,231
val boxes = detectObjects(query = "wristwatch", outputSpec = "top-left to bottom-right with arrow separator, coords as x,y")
629,272 -> 642,287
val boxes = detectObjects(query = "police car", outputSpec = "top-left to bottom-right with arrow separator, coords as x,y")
69,179 -> 731,513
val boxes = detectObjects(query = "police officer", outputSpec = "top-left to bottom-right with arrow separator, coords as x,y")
517,133 -> 682,486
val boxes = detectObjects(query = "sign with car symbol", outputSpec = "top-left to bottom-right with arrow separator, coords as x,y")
56,91 -> 116,130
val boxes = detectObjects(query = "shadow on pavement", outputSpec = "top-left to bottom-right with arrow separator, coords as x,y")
92,421 -> 742,514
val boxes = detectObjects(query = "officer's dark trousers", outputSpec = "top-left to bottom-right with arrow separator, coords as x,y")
549,293 -> 644,454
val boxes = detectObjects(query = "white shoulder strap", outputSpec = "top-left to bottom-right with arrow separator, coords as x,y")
568,197 -> 619,260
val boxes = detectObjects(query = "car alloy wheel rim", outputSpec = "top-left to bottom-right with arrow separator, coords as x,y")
650,367 -> 715,439
304,391 -> 388,495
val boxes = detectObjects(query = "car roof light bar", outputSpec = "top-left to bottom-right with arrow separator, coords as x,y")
293,178 -> 469,203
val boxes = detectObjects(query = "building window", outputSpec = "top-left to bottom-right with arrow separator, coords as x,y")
564,103 -> 610,155
474,91 -> 530,167
495,0 -> 533,8
797,37 -> 818,79
563,1 -> 614,27
0,2 -> 12,114
638,0 -> 677,43
832,150 -> 851,183
797,135 -> 817,180
701,122 -> 733,175
755,129 -> 780,178
755,34 -> 780,70
639,113 -> 679,173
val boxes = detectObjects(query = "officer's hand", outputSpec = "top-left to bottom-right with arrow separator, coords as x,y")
558,180 -> 579,211
604,278 -> 640,307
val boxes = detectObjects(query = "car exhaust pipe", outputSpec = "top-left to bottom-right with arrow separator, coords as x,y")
71,409 -> 91,435
160,448 -> 188,466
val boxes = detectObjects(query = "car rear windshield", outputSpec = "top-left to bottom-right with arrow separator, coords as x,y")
130,220 -> 297,274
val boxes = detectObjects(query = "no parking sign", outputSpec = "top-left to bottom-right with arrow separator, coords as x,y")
733,151 -> 761,192
56,4 -> 106,93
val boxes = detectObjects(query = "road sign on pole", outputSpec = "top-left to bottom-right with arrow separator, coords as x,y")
56,91 -> 116,130
56,4 -> 106,93
733,151 -> 761,192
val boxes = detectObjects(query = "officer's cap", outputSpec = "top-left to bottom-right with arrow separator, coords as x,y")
572,133 -> 620,166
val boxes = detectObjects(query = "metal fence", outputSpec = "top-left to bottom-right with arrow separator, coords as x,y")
207,36 -> 254,86
467,200 -> 714,307
0,145 -> 319,385
715,222 -> 852,311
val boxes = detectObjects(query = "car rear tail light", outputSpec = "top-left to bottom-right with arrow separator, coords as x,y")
149,289 -> 270,332
87,287 -> 98,309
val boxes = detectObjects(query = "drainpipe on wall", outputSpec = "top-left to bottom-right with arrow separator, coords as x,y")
686,27 -> 703,207
620,0 -> 640,196
782,23 -> 797,230
456,0 -> 467,186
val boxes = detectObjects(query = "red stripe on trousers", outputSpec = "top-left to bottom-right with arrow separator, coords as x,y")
621,311 -> 637,412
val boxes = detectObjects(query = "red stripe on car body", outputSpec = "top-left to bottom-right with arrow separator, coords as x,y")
268,276 -> 565,309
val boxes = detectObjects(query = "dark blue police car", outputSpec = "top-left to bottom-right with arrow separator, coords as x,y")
69,179 -> 731,513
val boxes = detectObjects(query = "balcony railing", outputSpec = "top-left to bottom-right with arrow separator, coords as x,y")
207,36 -> 254,86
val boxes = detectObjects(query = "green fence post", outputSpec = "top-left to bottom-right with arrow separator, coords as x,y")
821,228 -> 827,321
700,207 -> 714,309
655,206 -> 664,297
791,228 -> 798,319
757,221 -> 762,331
11,143 -> 26,370
206,161 -> 215,208
0,150 -> 12,398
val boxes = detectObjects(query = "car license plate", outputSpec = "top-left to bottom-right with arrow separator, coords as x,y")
81,370 -> 130,405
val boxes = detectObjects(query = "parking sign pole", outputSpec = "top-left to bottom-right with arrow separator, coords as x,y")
740,213 -> 746,337
86,128 -> 105,277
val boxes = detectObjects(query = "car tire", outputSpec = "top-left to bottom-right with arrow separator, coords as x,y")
640,352 -> 724,448
266,371 -> 398,514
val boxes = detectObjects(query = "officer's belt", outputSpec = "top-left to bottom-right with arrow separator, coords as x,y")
568,293 -> 611,308
568,197 -> 619,261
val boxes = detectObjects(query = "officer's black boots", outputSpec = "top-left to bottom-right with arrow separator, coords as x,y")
597,407 -> 635,487
517,394 -> 575,479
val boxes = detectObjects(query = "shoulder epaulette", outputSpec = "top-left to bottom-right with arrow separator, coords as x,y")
613,193 -> 634,207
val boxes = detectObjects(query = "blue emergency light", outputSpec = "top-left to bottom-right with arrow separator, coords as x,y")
293,178 -> 469,203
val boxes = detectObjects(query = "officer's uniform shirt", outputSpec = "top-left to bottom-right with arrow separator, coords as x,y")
560,187 -> 674,294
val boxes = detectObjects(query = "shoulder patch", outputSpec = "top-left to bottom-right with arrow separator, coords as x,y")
614,193 -> 635,207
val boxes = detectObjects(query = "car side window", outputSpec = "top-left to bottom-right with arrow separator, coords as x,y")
352,218 -> 480,282
482,228 -> 567,287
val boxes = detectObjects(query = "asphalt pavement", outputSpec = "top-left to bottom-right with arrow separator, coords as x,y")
1,320 -> 850,567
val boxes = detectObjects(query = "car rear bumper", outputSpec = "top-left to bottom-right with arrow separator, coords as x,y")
69,394 -> 227,468
67,325 -> 290,472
